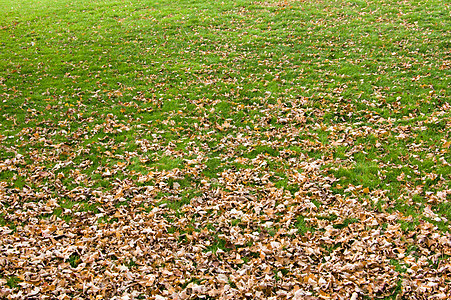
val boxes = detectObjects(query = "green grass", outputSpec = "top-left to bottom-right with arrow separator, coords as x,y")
295,215 -> 315,235
204,236 -> 234,254
6,276 -> 22,289
67,254 -> 81,268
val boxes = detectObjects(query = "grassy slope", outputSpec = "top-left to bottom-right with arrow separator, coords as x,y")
0,0 -> 450,298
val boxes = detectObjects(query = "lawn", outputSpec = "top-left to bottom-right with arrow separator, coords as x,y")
0,0 -> 450,298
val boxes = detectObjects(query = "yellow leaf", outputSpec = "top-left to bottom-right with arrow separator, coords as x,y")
319,290 -> 331,299
363,187 -> 370,194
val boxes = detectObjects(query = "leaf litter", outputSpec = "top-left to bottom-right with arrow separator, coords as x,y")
0,0 -> 450,299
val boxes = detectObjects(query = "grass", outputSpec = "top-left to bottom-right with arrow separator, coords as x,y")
67,254 -> 81,268
6,276 -> 22,289
204,236 -> 234,254
295,215 -> 316,235
0,0 -> 450,298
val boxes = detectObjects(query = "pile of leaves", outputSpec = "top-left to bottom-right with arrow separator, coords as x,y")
0,0 -> 450,298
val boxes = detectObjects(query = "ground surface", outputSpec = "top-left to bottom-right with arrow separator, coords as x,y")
0,0 -> 450,299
